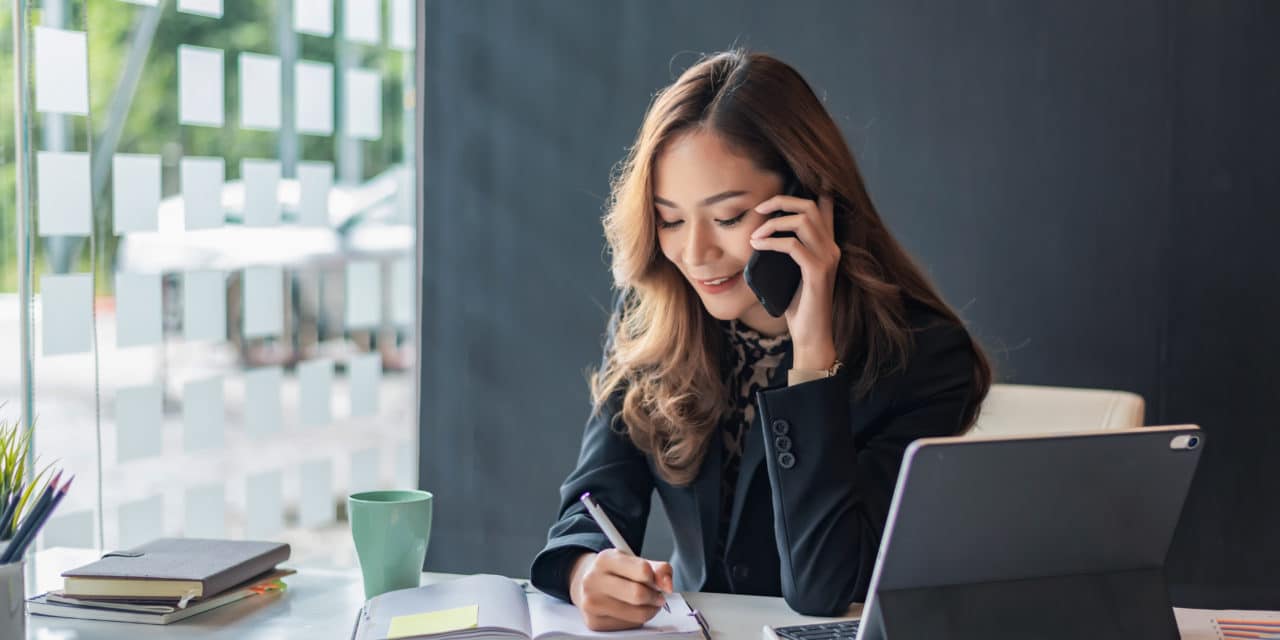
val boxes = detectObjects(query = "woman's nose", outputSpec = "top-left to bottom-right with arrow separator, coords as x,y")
682,220 -> 722,267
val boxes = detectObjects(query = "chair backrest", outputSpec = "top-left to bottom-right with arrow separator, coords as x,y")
968,383 -> 1145,437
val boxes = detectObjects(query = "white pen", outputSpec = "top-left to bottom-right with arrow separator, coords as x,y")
579,492 -> 670,612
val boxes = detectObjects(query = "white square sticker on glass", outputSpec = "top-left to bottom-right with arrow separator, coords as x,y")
34,26 -> 88,115
113,154 -> 161,234
391,257 -> 414,327
389,0 -> 415,51
244,366 -> 283,436
344,0 -> 380,43
119,495 -> 163,549
37,151 -> 91,237
41,510 -> 95,549
344,68 -> 382,140
182,156 -> 225,230
297,162 -> 332,226
350,448 -> 379,494
179,45 -> 224,126
184,484 -> 226,539
178,0 -> 222,17
242,159 -> 281,226
240,53 -> 281,130
349,352 -> 381,418
396,165 -> 414,224
115,272 -> 162,348
396,442 -> 416,490
243,265 -> 283,338
183,376 -> 224,452
345,261 -> 381,330
298,358 -> 333,427
183,270 -> 227,342
294,0 -> 332,36
245,470 -> 283,540
295,60 -> 333,135
116,383 -> 163,463
40,273 -> 93,356
299,459 -> 334,527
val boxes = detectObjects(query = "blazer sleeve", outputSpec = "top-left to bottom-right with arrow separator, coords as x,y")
529,321 -> 655,602
754,321 -> 978,616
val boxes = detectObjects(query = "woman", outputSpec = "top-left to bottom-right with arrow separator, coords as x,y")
529,49 -> 992,629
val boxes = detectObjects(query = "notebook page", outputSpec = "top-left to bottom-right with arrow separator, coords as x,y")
359,574 -> 532,640
527,592 -> 703,640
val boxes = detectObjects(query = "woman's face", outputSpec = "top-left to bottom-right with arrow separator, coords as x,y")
653,130 -> 788,334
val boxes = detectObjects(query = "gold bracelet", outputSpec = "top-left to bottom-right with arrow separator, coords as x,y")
787,360 -> 843,386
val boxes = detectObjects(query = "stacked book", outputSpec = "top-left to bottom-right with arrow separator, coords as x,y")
27,538 -> 293,625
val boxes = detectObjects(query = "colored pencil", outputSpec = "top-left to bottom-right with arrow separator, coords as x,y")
7,475 -> 72,562
0,474 -> 70,563
0,491 -> 18,539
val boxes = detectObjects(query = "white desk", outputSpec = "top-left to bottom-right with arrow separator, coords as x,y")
23,548 -> 854,639
21,548 -> 1269,639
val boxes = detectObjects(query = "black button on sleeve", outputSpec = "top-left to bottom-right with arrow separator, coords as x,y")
774,435 -> 792,452
778,451 -> 796,469
771,419 -> 790,436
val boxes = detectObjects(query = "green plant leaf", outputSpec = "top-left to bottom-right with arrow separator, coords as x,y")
8,462 -> 54,539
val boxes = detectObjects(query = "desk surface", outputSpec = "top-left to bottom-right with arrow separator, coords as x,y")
22,548 -> 854,639
21,548 -> 1269,639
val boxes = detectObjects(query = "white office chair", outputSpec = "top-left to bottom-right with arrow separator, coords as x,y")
968,383 -> 1145,437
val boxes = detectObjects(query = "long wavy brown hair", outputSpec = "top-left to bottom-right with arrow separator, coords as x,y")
592,49 -> 991,486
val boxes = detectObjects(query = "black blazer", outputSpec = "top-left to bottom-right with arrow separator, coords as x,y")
530,299 -> 980,616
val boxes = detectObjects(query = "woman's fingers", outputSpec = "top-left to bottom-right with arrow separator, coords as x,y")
598,572 -> 666,608
598,549 -> 656,584
750,213 -> 821,247
578,573 -> 662,626
754,194 -> 818,219
573,550 -> 668,630
753,191 -> 839,252
649,560 -> 675,593
598,551 -> 670,598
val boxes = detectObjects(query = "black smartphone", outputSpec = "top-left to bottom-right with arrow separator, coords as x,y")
744,180 -> 809,317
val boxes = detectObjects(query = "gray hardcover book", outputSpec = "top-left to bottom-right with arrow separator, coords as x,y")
61,538 -> 291,600
27,569 -> 294,625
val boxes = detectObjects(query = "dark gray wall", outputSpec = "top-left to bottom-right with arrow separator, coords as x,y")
418,0 -> 1280,607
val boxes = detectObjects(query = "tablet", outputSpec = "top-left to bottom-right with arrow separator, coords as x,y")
854,425 -> 1203,640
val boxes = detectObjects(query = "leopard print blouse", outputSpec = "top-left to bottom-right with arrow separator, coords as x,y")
716,320 -> 791,560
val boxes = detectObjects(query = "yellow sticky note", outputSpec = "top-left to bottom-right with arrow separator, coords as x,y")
387,604 -> 479,639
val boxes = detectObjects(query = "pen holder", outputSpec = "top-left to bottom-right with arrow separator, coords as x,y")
0,555 -> 24,640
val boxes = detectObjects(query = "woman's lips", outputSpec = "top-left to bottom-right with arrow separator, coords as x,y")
695,271 -> 742,294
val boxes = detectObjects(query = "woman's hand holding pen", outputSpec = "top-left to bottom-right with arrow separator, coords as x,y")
568,550 -> 675,631
750,191 -> 841,371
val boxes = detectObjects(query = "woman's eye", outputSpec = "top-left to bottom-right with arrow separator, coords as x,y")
657,218 -> 683,229
716,211 -> 749,227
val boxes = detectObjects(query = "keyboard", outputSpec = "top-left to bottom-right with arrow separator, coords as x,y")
771,619 -> 861,640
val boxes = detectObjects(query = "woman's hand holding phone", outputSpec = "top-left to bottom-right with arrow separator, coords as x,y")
568,550 -> 675,631
749,191 -> 841,371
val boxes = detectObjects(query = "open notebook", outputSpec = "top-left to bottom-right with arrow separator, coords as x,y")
351,574 -> 707,640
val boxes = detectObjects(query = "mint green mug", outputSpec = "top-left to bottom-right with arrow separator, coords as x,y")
348,490 -> 433,599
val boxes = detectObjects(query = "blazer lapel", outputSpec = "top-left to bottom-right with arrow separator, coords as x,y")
724,346 -> 793,551
692,431 -> 722,576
